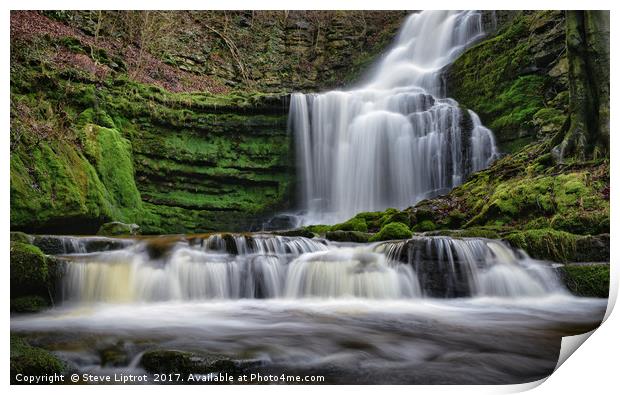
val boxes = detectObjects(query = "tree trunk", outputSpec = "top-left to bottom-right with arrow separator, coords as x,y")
553,10 -> 609,161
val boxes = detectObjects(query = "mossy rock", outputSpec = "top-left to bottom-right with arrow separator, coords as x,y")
427,227 -> 501,239
412,220 -> 437,232
10,242 -> 50,298
379,210 -> 411,228
140,349 -> 237,376
504,228 -> 578,263
11,296 -> 49,314
559,264 -> 609,297
10,231 -> 32,244
325,230 -> 372,243
99,342 -> 129,367
369,222 -> 412,242
304,224 -> 331,236
97,221 -> 140,236
10,336 -> 65,384
457,227 -> 501,239
331,217 -> 368,233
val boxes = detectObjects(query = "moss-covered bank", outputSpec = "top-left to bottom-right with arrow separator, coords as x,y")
559,264 -> 609,297
10,11 -> 409,234
10,241 -> 60,312
10,28 -> 293,234
11,336 -> 65,383
447,11 -> 569,154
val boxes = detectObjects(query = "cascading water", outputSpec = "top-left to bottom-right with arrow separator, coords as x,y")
58,234 -> 564,304
13,234 -> 606,384
290,11 -> 498,224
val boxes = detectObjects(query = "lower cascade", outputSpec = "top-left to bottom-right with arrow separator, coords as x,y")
57,234 -> 565,304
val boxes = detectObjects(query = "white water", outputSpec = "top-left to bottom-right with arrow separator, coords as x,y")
58,234 -> 565,304
11,296 -> 607,384
12,233 -> 607,384
291,11 -> 498,224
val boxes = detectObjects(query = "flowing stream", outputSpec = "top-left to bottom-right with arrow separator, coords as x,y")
12,234 -> 607,384
290,11 -> 498,224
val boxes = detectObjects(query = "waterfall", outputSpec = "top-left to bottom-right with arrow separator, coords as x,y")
57,234 -> 564,304
376,237 -> 564,298
290,11 -> 498,224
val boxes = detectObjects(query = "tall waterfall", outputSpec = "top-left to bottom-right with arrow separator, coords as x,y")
290,11 -> 498,224
57,234 -> 564,304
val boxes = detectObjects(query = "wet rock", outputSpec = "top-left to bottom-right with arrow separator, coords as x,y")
369,223 -> 412,242
557,263 -> 609,297
10,242 -> 51,299
10,231 -> 33,244
262,214 -> 301,231
573,234 -> 610,263
10,336 -> 65,383
10,296 -> 49,313
99,342 -> 129,367
97,221 -> 140,236
325,230 -> 371,243
140,350 -> 245,376
32,235 -> 131,255
31,236 -> 67,255
272,228 -> 315,238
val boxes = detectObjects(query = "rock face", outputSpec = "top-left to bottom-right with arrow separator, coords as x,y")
97,221 -> 139,236
557,263 -> 609,297
57,11 -> 407,93
140,349 -> 251,376
447,11 -> 569,153
10,11 -> 406,235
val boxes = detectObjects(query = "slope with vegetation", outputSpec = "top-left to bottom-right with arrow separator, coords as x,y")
10,11 -> 406,234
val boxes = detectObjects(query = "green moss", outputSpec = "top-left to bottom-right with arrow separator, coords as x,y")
369,222 -> 412,242
448,11 -> 566,153
379,210 -> 411,228
11,59 -> 294,234
504,228 -> 578,262
561,264 -> 609,297
458,227 -> 501,239
11,336 -> 65,383
83,124 -> 143,221
466,166 -> 609,235
10,231 -> 32,244
10,242 -> 50,298
97,221 -> 139,236
326,230 -> 372,243
331,217 -> 368,233
10,139 -> 114,233
305,224 -> 331,235
412,220 -> 437,232
11,296 -> 49,313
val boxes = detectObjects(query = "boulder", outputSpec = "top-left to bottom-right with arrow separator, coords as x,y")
140,350 -> 242,376
10,336 -> 65,383
325,230 -> 372,243
97,221 -> 140,236
557,263 -> 609,297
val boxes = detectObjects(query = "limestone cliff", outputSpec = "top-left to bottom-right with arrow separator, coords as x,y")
10,11 -> 405,234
